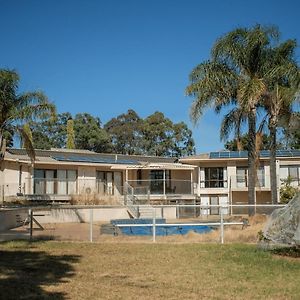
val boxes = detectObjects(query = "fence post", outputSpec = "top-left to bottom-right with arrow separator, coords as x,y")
220,208 -> 224,244
152,208 -> 156,243
89,208 -> 93,243
29,209 -> 33,242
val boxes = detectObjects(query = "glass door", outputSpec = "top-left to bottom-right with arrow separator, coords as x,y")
150,170 -> 163,194
45,170 -> 55,194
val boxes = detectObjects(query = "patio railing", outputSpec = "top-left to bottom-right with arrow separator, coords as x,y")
127,179 -> 193,195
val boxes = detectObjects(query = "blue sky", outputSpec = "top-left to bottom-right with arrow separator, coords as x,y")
1,0 -> 300,153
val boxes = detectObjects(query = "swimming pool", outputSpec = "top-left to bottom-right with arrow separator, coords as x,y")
111,219 -> 213,236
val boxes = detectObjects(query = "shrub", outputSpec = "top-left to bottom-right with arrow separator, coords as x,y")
280,176 -> 300,204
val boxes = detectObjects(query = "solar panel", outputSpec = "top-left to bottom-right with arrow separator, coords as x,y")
228,152 -> 239,158
219,152 -> 229,158
209,152 -> 220,158
209,149 -> 300,159
52,155 -> 140,165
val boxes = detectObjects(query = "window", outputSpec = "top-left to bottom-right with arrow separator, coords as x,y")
280,165 -> 300,186
203,168 -> 226,188
34,169 -> 77,195
289,166 -> 298,179
150,170 -> 171,194
257,167 -> 265,187
236,167 -> 247,187
236,166 -> 265,187
137,169 -> 142,185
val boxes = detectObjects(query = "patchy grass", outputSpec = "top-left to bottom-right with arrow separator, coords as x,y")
0,241 -> 299,299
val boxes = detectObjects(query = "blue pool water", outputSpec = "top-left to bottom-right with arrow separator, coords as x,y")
111,219 -> 213,236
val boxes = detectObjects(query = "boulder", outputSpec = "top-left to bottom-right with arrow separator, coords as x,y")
263,193 -> 300,246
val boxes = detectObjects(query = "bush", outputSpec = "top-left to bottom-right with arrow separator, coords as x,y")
280,176 -> 300,204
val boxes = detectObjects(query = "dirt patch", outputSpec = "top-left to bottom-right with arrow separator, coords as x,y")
6,214 -> 268,244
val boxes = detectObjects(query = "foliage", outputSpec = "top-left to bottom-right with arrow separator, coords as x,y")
186,24 -> 300,211
31,113 -> 111,152
31,112 -> 72,149
271,246 -> 300,258
21,123 -> 33,149
73,113 -> 111,152
66,119 -> 75,149
257,230 -> 270,242
0,69 -> 55,160
139,111 -> 195,157
224,133 -> 272,151
141,111 -> 174,156
105,110 -> 195,157
104,109 -> 143,155
30,109 -> 195,156
282,112 -> 300,149
186,25 -> 282,215
280,176 -> 300,204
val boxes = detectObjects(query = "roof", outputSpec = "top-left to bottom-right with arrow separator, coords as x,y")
180,150 -> 300,161
5,148 -> 178,166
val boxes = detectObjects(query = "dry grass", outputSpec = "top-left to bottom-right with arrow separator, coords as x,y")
25,214 -> 267,244
70,193 -> 122,205
0,241 -> 299,299
4,214 -> 269,245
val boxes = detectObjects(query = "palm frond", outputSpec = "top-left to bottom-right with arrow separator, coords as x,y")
220,107 -> 247,142
18,125 -> 35,162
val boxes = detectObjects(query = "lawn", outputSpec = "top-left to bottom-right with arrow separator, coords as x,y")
0,241 -> 299,300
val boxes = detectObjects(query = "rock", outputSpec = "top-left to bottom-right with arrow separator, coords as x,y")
263,193 -> 300,246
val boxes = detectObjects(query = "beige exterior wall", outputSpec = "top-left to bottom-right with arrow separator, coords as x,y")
1,161 -> 31,196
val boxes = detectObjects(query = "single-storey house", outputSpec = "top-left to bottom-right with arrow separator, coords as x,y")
0,148 -> 196,204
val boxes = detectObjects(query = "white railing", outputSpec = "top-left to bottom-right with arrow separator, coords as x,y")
124,182 -> 139,218
127,179 -> 193,195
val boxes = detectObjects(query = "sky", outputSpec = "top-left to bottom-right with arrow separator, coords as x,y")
1,0 -> 300,153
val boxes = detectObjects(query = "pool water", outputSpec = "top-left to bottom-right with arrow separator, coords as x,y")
111,219 -> 213,236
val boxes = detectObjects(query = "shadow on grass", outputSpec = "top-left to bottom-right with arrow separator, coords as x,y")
0,243 -> 80,299
271,246 -> 300,258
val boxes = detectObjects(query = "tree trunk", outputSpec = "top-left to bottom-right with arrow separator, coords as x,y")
0,132 -> 6,160
248,108 -> 256,216
269,120 -> 278,204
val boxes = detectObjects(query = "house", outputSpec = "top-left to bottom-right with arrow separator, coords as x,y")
179,150 -> 300,215
1,148 -> 299,217
0,148 -> 197,206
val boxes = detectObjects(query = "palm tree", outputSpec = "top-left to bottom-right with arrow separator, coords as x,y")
0,69 -> 56,160
262,40 -> 300,204
220,107 -> 247,151
186,25 -> 279,215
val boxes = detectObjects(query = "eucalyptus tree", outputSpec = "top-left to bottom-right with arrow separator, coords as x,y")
104,109 -> 143,155
0,69 -> 55,160
186,25 -> 280,215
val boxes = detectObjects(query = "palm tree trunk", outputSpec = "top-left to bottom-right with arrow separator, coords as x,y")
0,131 -> 6,160
269,120 -> 278,204
248,108 -> 256,216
